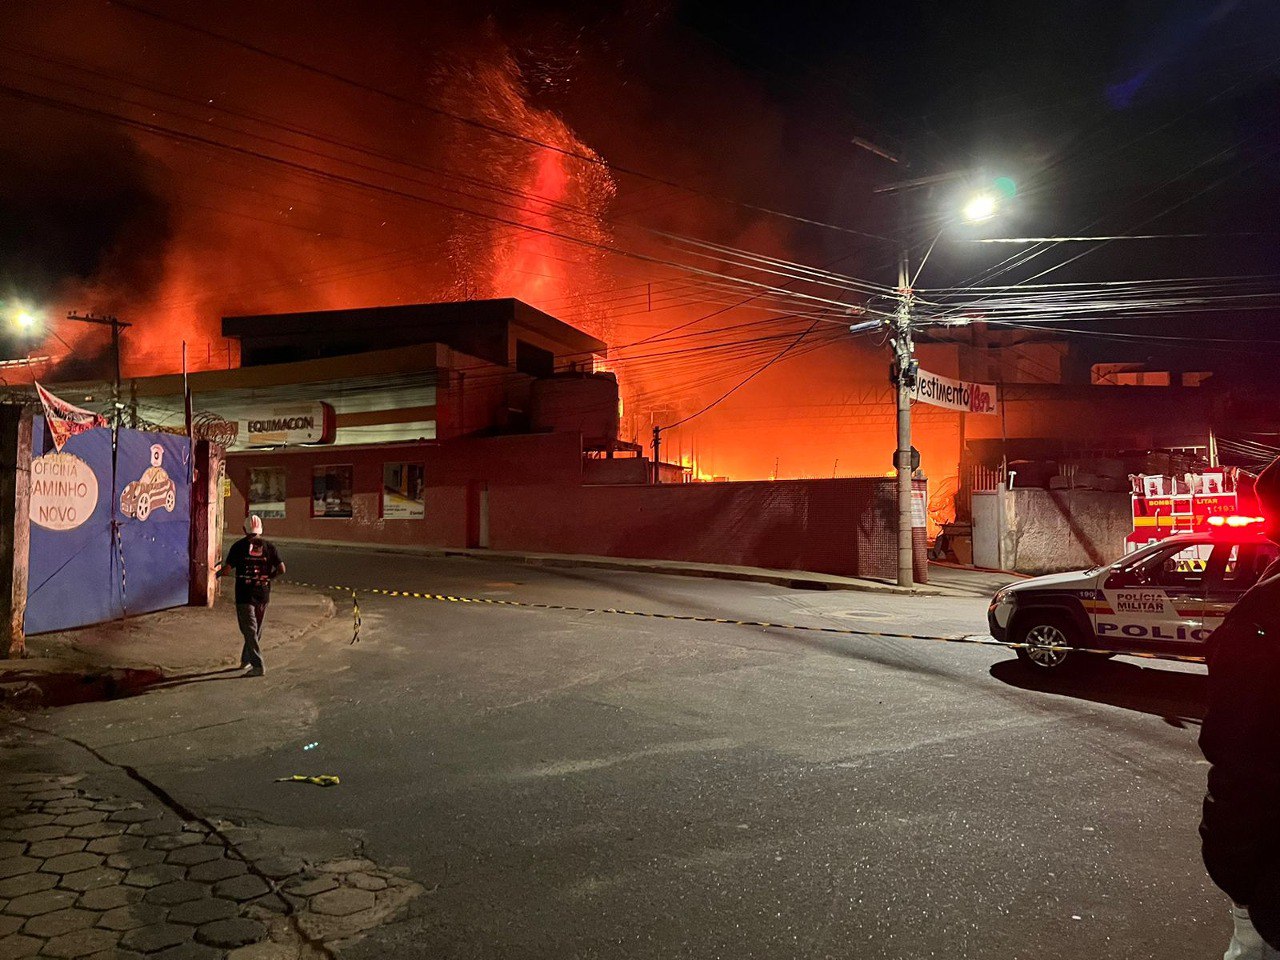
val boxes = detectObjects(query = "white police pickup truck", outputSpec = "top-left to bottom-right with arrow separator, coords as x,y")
987,524 -> 1280,669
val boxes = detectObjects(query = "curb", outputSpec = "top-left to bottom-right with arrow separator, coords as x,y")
2,586 -> 338,703
931,559 -> 1030,579
262,536 -> 946,597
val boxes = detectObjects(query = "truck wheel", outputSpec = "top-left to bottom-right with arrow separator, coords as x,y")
1013,613 -> 1078,671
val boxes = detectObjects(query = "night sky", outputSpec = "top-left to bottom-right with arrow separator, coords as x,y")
580,0 -> 1280,365
566,0 -> 1280,277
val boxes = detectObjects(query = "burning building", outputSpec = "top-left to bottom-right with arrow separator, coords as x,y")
47,297 -> 928,581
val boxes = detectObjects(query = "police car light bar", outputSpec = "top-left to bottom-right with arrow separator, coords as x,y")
1207,515 -> 1267,528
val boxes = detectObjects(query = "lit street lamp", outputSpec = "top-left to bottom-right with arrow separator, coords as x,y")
871,175 -> 1014,586
6,302 -> 132,425
4,300 -> 39,332
961,192 -> 999,224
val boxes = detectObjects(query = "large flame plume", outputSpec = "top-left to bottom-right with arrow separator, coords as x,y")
0,0 -> 966,490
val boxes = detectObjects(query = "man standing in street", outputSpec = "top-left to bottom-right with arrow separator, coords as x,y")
1201,459 -> 1280,959
218,515 -> 285,677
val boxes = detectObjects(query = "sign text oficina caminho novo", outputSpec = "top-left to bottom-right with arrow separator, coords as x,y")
30,452 -> 99,531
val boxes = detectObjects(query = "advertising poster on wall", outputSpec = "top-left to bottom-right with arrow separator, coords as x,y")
911,489 -> 928,528
313,464 -> 354,518
248,467 -> 286,518
383,462 -> 425,519
114,431 -> 193,617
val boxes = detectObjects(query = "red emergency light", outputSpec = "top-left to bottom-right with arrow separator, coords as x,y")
1207,515 -> 1267,528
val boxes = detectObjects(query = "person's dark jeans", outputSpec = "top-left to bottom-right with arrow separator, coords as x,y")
236,601 -> 267,672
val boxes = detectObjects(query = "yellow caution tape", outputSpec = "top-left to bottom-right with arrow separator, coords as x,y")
275,774 -> 340,787
350,589 -> 362,645
284,581 -> 1206,665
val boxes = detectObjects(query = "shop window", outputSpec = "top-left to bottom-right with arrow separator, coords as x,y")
312,465 -> 353,518
248,467 -> 287,519
382,462 -> 425,519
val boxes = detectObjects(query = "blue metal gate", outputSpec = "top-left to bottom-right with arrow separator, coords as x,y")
26,418 -> 193,635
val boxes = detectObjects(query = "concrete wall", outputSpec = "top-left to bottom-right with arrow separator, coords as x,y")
999,488 -> 1131,574
583,457 -> 649,485
971,491 -> 1001,569
189,442 -> 225,608
225,433 -> 584,549
486,478 -> 928,582
226,436 -> 929,581
965,383 -> 1211,450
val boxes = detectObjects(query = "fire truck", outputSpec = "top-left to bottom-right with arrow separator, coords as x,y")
1126,468 -> 1260,552
986,468 -> 1275,671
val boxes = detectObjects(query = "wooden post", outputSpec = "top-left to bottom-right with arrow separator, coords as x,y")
0,406 -> 32,657
189,440 -> 226,607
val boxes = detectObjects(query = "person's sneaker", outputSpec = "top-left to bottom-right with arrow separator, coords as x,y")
246,667 -> 265,677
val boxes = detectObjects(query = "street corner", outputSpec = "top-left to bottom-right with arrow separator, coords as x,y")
0,768 -> 424,959
0,584 -> 339,709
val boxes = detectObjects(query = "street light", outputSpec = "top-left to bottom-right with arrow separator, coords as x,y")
4,301 -> 40,332
873,174 -> 1015,586
5,301 -> 132,425
961,191 -> 999,223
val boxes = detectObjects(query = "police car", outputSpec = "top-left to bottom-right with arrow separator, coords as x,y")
988,517 -> 1280,669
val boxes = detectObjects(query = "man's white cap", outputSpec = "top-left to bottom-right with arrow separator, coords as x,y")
245,515 -> 264,536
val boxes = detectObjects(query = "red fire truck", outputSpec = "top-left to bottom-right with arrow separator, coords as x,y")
1127,468 -> 1260,552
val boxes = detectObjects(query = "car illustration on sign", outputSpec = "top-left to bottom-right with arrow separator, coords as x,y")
120,444 -> 177,522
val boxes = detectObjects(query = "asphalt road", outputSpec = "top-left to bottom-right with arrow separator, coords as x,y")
32,547 -> 1221,959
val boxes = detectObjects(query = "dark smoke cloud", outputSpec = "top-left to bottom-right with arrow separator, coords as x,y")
0,100 -> 171,319
0,0 -> 905,480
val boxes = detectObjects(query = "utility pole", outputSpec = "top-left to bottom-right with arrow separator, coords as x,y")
892,233 -> 917,588
652,425 -> 662,484
863,162 -> 1012,586
66,312 -> 132,427
871,166 -> 992,588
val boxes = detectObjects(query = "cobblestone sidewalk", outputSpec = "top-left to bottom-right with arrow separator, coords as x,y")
0,734 -> 422,959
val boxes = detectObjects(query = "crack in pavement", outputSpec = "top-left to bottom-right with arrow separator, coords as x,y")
1,722 -> 424,959
17,721 -> 337,959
